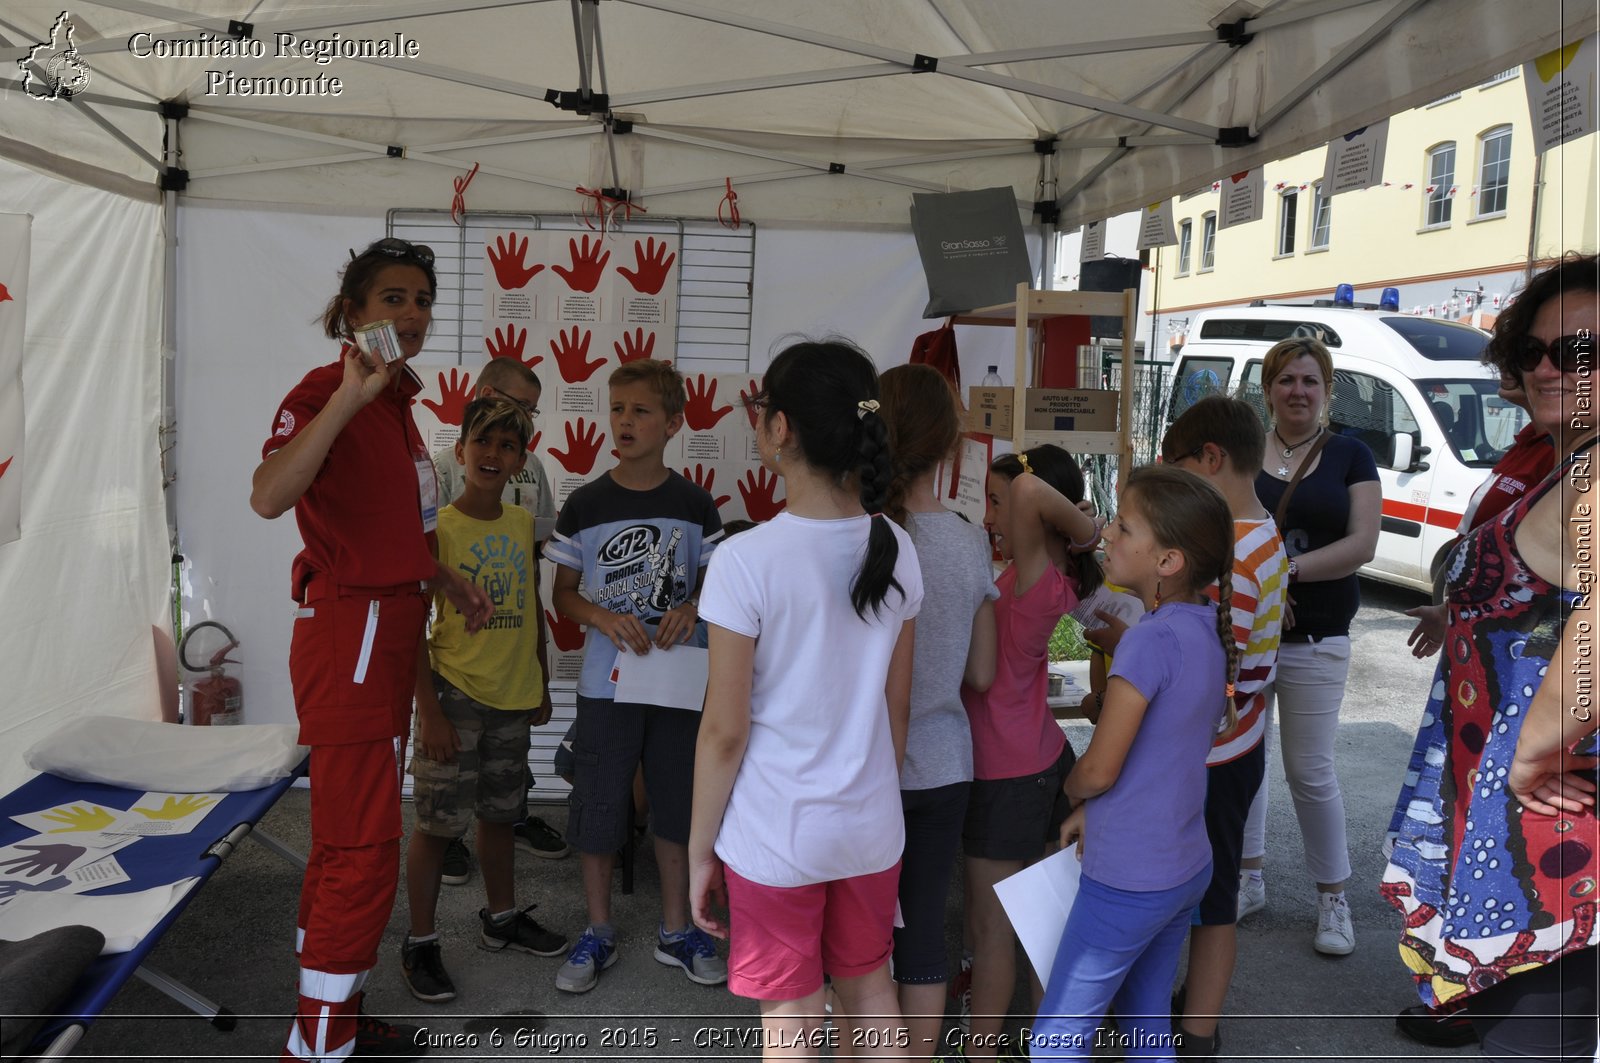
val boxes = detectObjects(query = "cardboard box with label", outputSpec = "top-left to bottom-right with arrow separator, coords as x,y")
967,387 -> 1116,435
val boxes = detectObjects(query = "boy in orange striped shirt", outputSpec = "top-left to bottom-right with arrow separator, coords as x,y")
1160,397 -> 1287,1059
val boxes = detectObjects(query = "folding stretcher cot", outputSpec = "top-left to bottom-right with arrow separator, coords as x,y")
0,759 -> 307,1059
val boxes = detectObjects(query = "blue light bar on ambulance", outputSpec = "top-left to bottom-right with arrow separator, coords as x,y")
1333,283 -> 1354,308
1380,287 -> 1400,311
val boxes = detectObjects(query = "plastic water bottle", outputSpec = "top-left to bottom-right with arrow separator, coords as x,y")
981,365 -> 1004,387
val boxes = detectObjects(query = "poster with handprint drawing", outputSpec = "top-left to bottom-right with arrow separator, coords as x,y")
104,792 -> 222,837
11,802 -> 138,848
0,833 -> 136,886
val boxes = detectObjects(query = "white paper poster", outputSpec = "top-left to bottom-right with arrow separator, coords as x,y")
1321,119 -> 1389,196
950,436 -> 991,527
1216,168 -> 1264,230
1525,35 -> 1599,153
0,214 -> 27,546
1079,220 -> 1105,262
1135,201 -> 1177,250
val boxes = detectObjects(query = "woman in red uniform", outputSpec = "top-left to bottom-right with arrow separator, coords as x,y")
252,238 -> 491,1061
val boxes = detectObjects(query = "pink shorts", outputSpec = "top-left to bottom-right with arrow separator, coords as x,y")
725,862 -> 901,1001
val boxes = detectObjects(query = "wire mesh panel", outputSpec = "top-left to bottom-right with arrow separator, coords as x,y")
388,210 -> 754,370
386,211 -> 755,800
1080,354 -> 1173,516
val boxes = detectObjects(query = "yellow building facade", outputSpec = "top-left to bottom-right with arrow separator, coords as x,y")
1153,71 -> 1599,335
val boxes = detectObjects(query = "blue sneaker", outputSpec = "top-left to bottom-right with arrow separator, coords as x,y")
555,927 -> 617,993
654,926 -> 728,986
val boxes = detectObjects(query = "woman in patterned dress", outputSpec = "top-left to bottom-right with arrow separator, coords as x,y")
1382,254 -> 1598,1061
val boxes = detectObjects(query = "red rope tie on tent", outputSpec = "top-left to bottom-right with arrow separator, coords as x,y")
450,162 -> 480,226
575,186 -> 646,235
718,177 -> 740,229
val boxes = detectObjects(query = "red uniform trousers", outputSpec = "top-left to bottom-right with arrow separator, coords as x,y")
284,588 -> 426,1062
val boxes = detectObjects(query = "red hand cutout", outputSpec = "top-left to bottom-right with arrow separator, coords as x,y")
0,457 -> 11,481
617,237 -> 676,295
683,374 -> 732,431
552,235 -> 610,293
550,417 -> 606,475
739,377 -> 763,428
421,369 -> 474,426
527,430 -> 542,453
683,464 -> 731,510
739,468 -> 786,521
614,328 -> 656,364
487,233 -> 544,290
551,326 -> 604,383
545,609 -> 585,652
486,324 -> 539,367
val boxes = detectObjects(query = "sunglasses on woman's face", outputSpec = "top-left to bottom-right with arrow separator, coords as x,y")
1516,333 -> 1595,375
354,237 -> 435,267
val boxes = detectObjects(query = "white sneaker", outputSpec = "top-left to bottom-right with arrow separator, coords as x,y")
1236,871 -> 1266,919
1314,891 -> 1355,955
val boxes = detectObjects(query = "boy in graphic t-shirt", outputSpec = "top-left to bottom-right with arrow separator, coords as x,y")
400,397 -> 571,1005
545,360 -> 727,995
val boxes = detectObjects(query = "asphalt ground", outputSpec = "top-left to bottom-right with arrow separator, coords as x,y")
53,578 -> 1497,1062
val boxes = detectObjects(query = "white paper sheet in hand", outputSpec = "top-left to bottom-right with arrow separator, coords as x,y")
993,845 -> 1082,988
611,644 -> 710,712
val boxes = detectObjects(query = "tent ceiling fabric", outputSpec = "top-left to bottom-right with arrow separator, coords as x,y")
0,0 -> 1589,225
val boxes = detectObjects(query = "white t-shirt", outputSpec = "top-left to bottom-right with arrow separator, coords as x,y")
698,512 -> 924,888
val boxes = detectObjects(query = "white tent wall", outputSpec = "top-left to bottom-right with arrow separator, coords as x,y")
173,205 -> 1022,730
0,157 -> 168,793
172,200 -> 384,733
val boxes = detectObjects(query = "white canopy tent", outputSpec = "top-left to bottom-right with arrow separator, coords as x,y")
0,0 -> 1593,790
1,0 -> 1588,223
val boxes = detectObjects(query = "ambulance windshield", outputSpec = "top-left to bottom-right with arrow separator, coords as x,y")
1418,378 -> 1530,469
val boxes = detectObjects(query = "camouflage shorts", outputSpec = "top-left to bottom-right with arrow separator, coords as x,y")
409,672 -> 532,837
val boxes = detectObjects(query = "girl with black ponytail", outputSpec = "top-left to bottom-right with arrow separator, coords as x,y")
688,340 -> 924,1055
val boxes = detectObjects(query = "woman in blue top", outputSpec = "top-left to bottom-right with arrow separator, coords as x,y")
1031,465 -> 1240,1062
1242,336 -> 1380,956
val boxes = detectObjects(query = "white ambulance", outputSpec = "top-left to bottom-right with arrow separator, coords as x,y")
1166,303 -> 1527,599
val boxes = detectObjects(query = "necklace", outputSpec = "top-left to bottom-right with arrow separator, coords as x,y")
1273,426 -> 1322,477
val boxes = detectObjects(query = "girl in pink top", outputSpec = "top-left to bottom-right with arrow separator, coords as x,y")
960,445 -> 1103,1063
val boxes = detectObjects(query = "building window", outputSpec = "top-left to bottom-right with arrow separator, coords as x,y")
1310,182 -> 1332,249
1177,220 -> 1192,275
1200,213 -> 1216,271
1277,189 -> 1299,255
1425,143 -> 1456,227
1477,126 -> 1512,217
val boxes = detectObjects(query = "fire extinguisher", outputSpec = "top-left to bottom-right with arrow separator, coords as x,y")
178,620 -> 243,726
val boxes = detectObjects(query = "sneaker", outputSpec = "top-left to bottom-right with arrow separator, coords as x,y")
949,954 -> 973,1034
479,905 -> 568,957
654,926 -> 728,986
399,937 -> 457,1003
1395,1003 -> 1477,1047
1313,891 -> 1355,955
441,837 -> 472,887
353,998 -> 426,1058
1236,871 -> 1265,919
513,815 -> 571,859
555,928 -> 618,993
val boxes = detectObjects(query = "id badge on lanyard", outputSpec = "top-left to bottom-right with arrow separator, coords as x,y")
415,457 -> 439,533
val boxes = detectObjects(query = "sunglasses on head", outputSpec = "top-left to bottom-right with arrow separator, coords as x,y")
353,237 -> 435,268
1516,333 -> 1595,375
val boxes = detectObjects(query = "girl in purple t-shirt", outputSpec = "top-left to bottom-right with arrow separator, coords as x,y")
1031,466 -> 1240,1062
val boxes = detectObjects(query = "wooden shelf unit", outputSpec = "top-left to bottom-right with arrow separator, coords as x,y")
952,282 -> 1138,470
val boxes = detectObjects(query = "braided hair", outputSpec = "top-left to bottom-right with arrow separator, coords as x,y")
1121,465 -> 1241,730
758,339 -> 903,619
